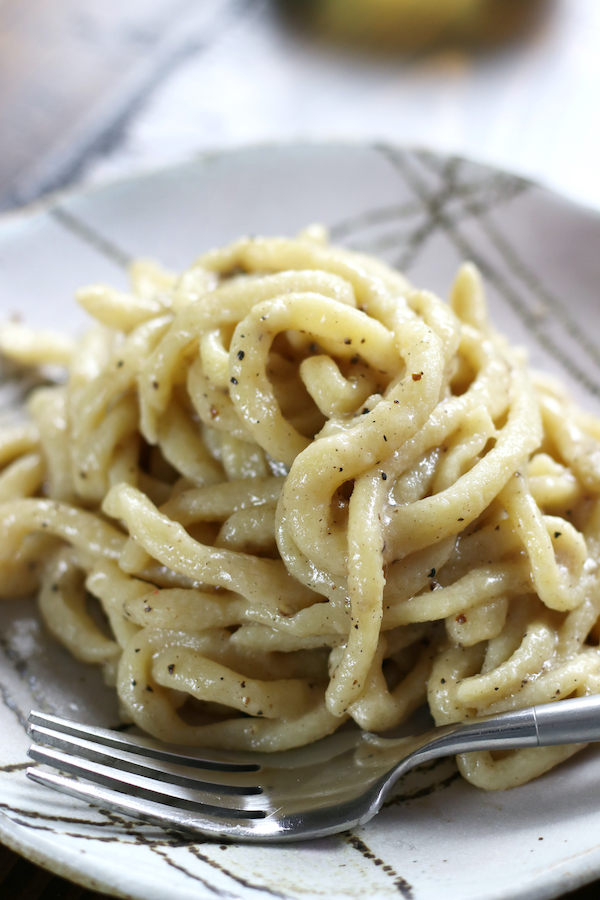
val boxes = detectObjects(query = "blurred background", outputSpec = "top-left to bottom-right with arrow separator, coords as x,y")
1,0 -> 600,215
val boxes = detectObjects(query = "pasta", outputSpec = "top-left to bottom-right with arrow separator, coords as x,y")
2,225 -> 600,791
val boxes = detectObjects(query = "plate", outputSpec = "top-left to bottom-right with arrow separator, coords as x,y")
2,143 -> 600,900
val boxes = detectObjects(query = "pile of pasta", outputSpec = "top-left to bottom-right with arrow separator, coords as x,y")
2,227 -> 600,791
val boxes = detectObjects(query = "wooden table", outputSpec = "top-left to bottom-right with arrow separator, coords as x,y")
0,842 -> 109,899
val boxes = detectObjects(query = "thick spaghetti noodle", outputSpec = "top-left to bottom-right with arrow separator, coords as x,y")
1,227 -> 600,790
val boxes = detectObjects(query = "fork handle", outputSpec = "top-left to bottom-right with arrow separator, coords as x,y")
424,695 -> 600,760
533,695 -> 600,746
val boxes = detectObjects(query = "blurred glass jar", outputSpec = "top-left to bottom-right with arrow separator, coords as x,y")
281,0 -> 548,51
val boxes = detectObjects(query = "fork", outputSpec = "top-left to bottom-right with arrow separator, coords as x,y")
26,696 -> 600,843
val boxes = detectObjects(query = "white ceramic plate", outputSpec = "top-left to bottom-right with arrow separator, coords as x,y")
2,144 -> 600,900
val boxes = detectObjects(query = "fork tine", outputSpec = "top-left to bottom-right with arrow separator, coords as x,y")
28,722 -> 262,795
27,743 -> 269,816
27,711 -> 259,772
26,767 -> 268,838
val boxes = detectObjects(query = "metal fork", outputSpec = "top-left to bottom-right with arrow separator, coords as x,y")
26,696 -> 600,843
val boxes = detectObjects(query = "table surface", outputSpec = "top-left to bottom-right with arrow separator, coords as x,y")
2,1 -> 600,897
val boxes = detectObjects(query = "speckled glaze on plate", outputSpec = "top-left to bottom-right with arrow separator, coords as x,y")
2,143 -> 600,900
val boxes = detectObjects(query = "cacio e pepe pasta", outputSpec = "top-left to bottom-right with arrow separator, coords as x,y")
1,226 -> 600,790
